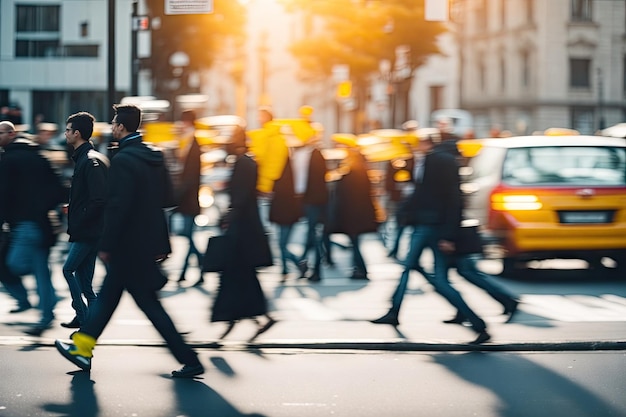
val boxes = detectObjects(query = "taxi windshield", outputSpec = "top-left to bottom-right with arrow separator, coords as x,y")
502,146 -> 626,186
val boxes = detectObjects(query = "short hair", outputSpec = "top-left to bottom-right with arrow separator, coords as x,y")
181,109 -> 196,124
113,104 -> 141,132
66,111 -> 95,140
0,120 -> 16,132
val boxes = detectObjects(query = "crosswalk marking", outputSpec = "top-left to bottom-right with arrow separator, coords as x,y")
520,294 -> 626,322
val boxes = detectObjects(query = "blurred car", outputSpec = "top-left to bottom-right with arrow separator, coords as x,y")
462,135 -> 626,275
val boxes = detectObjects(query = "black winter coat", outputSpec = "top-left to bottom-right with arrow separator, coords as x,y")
175,137 -> 201,216
0,138 -> 66,247
99,135 -> 172,290
269,155 -> 303,225
403,145 -> 462,241
67,142 -> 109,242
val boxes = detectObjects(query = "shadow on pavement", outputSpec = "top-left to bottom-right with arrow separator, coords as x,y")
432,352 -> 623,417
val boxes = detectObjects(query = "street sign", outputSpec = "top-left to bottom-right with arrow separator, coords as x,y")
165,0 -> 213,15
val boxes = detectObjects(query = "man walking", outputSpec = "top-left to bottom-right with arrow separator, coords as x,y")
0,121 -> 66,335
371,132 -> 490,344
55,104 -> 204,377
61,112 -> 109,329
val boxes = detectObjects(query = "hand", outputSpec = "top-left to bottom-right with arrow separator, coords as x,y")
98,251 -> 111,263
438,240 -> 456,254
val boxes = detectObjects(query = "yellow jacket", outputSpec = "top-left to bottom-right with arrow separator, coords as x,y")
247,124 -> 288,194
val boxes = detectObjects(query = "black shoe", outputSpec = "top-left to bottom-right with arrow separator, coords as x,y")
172,363 -> 204,378
503,300 -> 519,322
350,272 -> 369,280
470,331 -> 491,345
443,315 -> 466,325
61,317 -> 82,329
371,312 -> 399,326
10,304 -> 32,314
24,322 -> 53,336
297,260 -> 308,278
308,273 -> 321,282
256,317 -> 277,336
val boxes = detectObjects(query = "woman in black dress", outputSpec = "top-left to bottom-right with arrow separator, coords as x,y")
210,126 -> 275,339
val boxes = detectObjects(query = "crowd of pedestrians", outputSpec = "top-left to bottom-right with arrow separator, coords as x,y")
0,104 -> 521,378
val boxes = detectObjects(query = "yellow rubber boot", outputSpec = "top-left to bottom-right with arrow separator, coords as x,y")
71,332 -> 96,358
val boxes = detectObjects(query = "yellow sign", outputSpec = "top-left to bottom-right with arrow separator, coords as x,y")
337,81 -> 352,98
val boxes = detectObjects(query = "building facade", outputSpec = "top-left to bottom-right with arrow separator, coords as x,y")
0,0 -> 142,128
453,0 -> 626,136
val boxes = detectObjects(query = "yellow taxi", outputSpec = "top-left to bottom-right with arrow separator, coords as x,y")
462,135 -> 626,275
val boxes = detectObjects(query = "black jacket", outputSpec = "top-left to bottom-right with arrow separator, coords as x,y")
0,137 -> 66,247
99,135 -> 172,289
67,142 -> 109,242
404,144 -> 462,241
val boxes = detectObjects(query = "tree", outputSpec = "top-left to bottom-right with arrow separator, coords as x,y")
147,0 -> 247,104
280,0 -> 446,132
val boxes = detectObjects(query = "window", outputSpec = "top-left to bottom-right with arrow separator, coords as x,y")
570,58 -> 591,88
571,0 -> 592,21
15,5 -> 61,58
429,85 -> 444,112
16,5 -> 60,32
521,51 -> 530,88
571,107 -> 594,134
500,58 -> 506,91
525,0 -> 533,24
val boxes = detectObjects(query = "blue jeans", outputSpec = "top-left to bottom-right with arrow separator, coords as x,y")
299,204 -> 325,275
349,234 -> 367,276
6,221 -> 56,324
277,224 -> 299,274
455,254 -> 516,310
390,225 -> 486,333
179,215 -> 203,279
63,241 -> 98,322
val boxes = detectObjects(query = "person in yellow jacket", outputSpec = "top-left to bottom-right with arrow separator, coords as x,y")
248,107 -> 289,196
247,107 -> 289,229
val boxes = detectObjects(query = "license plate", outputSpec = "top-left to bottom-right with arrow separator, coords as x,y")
559,211 -> 612,224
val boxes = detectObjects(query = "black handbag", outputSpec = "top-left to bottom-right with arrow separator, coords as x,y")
202,235 -> 232,272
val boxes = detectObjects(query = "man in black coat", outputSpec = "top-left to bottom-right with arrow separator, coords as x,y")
0,121 -> 66,335
55,104 -> 204,378
61,112 -> 109,329
372,132 -> 491,344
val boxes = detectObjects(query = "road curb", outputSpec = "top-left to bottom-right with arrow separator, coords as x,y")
5,336 -> 626,352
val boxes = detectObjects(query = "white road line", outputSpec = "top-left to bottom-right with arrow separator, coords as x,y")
521,294 -> 626,322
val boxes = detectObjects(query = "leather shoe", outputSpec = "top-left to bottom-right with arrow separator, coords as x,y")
371,312 -> 399,326
308,273 -> 321,282
171,363 -> 204,378
297,260 -> 308,278
24,322 -> 53,336
61,317 -> 82,329
10,304 -> 32,314
443,315 -> 466,325
503,300 -> 519,322
470,330 -> 491,345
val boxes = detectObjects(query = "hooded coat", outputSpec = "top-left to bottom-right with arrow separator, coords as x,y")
99,135 -> 172,291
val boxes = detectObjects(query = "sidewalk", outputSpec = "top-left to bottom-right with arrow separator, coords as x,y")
1,225 -> 625,352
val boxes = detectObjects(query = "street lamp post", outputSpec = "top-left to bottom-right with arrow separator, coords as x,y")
108,0 -> 116,121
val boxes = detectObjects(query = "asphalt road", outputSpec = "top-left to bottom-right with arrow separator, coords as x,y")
1,220 -> 625,416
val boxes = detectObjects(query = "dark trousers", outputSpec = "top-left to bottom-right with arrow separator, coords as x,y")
82,261 -> 198,365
